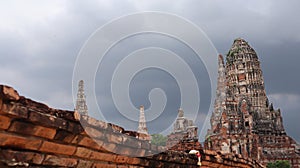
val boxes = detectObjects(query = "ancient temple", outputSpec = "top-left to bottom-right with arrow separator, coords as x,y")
137,105 -> 148,135
205,38 -> 300,167
75,80 -> 88,115
137,105 -> 151,141
167,108 -> 201,151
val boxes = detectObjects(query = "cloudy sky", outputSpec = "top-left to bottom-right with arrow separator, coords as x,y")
1,0 -> 299,142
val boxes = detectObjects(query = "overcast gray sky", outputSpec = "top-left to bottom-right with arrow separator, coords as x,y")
1,0 -> 299,142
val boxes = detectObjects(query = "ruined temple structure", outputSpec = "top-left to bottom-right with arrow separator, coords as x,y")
137,105 -> 151,141
0,84 -> 264,167
205,38 -> 300,167
167,108 -> 201,152
75,80 -> 88,115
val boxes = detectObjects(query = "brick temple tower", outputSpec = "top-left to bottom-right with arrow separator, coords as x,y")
206,38 -> 300,167
137,105 -> 151,141
137,105 -> 148,135
75,80 -> 88,115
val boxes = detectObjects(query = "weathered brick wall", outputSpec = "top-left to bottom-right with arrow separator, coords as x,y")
0,85 -> 263,168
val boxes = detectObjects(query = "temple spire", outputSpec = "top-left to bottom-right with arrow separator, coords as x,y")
209,54 -> 226,134
137,105 -> 148,135
75,80 -> 88,115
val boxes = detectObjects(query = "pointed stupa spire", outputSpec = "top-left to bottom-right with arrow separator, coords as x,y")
137,105 -> 148,135
75,80 -> 88,115
209,54 -> 226,133
226,38 -> 258,64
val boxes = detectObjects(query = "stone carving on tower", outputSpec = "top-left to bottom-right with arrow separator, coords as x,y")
205,38 -> 300,167
75,80 -> 88,115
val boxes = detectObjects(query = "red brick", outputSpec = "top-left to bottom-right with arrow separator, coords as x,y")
0,97 -> 2,111
67,121 -> 83,134
82,115 -> 108,129
29,111 -> 67,129
9,121 -> 56,139
1,85 -> 20,101
115,155 -> 129,164
74,147 -> 92,158
78,136 -> 103,150
106,132 -> 123,144
102,141 -> 117,153
115,145 -> 136,156
0,115 -> 12,129
90,151 -> 116,162
84,126 -> 105,139
39,141 -> 76,155
127,157 -> 142,165
43,155 -> 77,167
54,129 -> 76,143
109,123 -> 124,133
92,163 -> 117,168
0,132 -> 42,150
0,103 -> 28,118
0,149 -> 44,164
122,136 -> 141,148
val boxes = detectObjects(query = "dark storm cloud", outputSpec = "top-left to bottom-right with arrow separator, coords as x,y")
1,0 -> 299,141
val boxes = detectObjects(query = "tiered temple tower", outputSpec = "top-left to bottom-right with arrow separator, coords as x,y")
206,38 -> 300,167
137,105 -> 151,141
137,105 -> 148,135
75,80 -> 88,115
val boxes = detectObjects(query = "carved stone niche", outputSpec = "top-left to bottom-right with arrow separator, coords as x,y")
240,86 -> 246,94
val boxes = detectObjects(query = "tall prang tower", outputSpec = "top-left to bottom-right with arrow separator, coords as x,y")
137,105 -> 151,141
75,80 -> 88,115
208,54 -> 226,134
205,38 -> 300,167
137,105 -> 148,135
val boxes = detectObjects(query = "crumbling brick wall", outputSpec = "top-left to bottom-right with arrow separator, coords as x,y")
0,85 -> 263,168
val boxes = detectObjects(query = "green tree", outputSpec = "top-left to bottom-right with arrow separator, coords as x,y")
266,160 -> 291,168
151,134 -> 167,146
